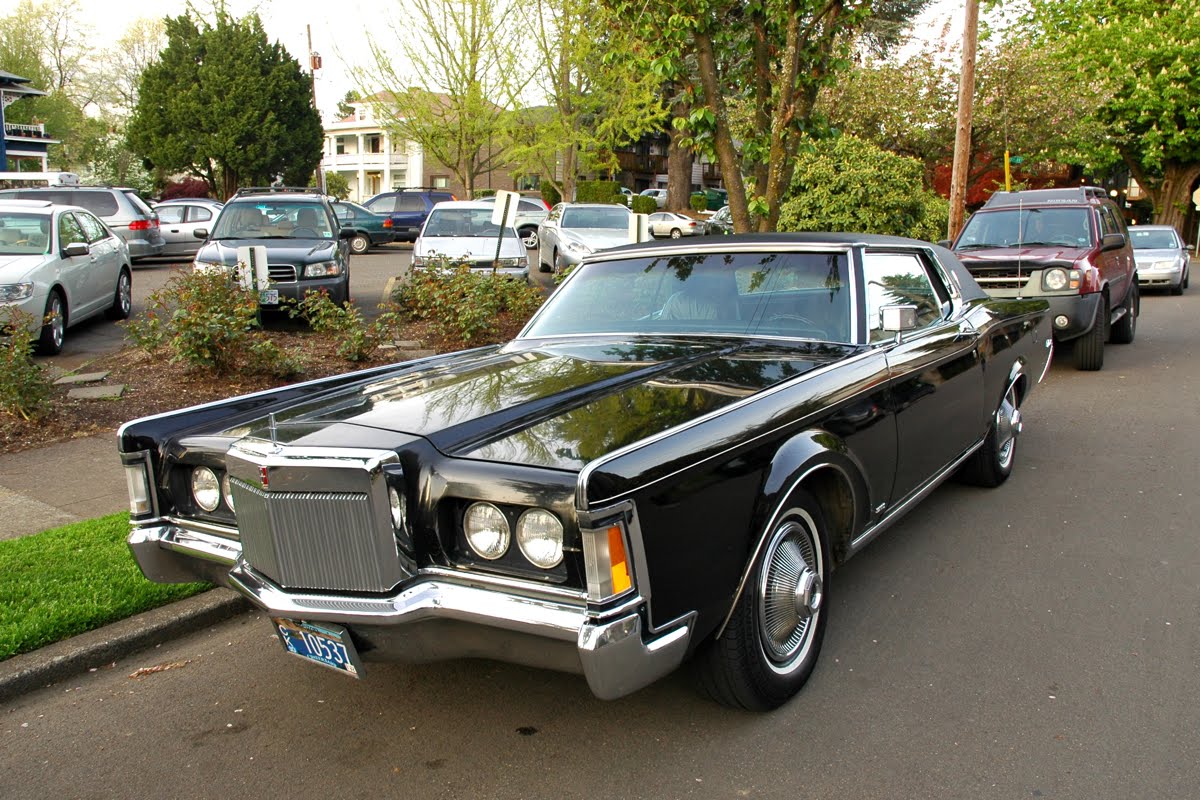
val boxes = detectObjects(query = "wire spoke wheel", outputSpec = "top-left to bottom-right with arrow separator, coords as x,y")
995,383 -> 1021,471
758,516 -> 824,672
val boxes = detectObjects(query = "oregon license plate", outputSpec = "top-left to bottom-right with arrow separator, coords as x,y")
259,289 -> 279,305
272,618 -> 363,677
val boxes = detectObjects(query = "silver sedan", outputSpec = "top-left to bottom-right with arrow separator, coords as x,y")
1131,224 -> 1190,295
154,198 -> 223,258
536,203 -> 633,272
648,211 -> 703,239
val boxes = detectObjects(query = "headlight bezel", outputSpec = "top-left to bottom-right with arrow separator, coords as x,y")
303,260 -> 342,278
463,501 -> 511,560
191,466 -> 222,513
516,508 -> 565,568
0,282 -> 35,303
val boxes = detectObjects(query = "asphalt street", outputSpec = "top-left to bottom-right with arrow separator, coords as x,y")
6,280 -> 1198,799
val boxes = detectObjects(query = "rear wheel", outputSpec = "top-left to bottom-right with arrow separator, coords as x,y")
958,381 -> 1021,487
106,268 -> 132,320
1073,296 -> 1106,370
349,233 -> 370,255
520,227 -> 539,250
37,290 -> 66,355
1111,284 -> 1137,343
697,488 -> 829,711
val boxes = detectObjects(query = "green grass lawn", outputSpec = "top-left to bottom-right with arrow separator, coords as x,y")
0,513 -> 209,661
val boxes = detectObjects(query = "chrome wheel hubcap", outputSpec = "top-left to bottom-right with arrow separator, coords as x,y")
759,517 -> 823,670
995,385 -> 1020,469
120,274 -> 131,313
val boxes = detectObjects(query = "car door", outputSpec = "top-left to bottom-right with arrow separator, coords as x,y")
55,211 -> 93,317
73,210 -> 122,315
156,205 -> 190,256
864,249 -> 983,504
1097,203 -> 1134,303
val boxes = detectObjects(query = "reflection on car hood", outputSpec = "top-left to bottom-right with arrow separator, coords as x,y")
413,235 -> 526,260
222,338 -> 849,472
195,238 -> 339,264
561,228 -> 633,250
955,244 -> 1091,267
0,253 -> 49,279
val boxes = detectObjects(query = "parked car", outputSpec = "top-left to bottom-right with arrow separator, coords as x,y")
363,189 -> 455,242
0,185 -> 165,260
537,202 -> 632,272
120,232 -> 1051,710
647,211 -> 702,238
411,201 -> 529,279
331,200 -> 395,254
618,187 -> 635,206
191,188 -> 352,307
639,188 -> 667,209
691,187 -> 728,211
0,199 -> 132,354
153,198 -> 223,258
706,205 -> 733,235
1129,224 -> 1189,295
475,194 -> 550,249
950,186 -> 1138,371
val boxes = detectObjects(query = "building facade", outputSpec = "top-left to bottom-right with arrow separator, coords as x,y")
0,70 -> 59,172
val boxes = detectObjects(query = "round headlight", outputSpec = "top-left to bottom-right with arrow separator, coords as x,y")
464,502 -> 509,560
516,509 -> 564,568
389,487 -> 407,532
1044,267 -> 1068,291
221,472 -> 235,512
191,467 -> 220,512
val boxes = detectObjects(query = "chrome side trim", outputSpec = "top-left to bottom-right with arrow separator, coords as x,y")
578,611 -> 695,700
715,462 -> 854,639
845,435 -> 985,557
164,515 -> 238,539
575,347 -> 880,508
419,566 -> 587,604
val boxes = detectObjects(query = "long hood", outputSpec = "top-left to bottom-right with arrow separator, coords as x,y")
0,253 -> 46,279
562,228 -> 632,251
198,238 -> 338,263
223,338 -> 850,472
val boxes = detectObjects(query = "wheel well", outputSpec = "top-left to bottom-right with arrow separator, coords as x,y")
49,284 -> 68,325
798,466 -> 855,565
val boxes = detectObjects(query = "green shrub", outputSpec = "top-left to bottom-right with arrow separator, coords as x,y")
576,180 -> 622,204
124,268 -> 301,376
689,193 -> 708,212
630,195 -> 658,215
289,289 -> 381,362
541,183 -> 561,207
777,134 -> 948,240
0,308 -> 51,421
393,257 -> 545,344
474,188 -> 497,198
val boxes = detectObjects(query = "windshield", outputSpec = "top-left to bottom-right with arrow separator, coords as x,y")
211,200 -> 334,240
522,251 -> 852,342
1129,228 -> 1179,249
422,207 -> 506,237
561,206 -> 630,230
957,207 -> 1093,249
0,212 -> 51,255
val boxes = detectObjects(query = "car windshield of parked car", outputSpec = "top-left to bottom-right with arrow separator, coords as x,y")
560,206 -> 630,230
522,251 -> 852,342
422,207 -> 504,237
958,208 -> 1093,249
0,212 -> 51,255
211,201 -> 334,240
1129,228 -> 1178,249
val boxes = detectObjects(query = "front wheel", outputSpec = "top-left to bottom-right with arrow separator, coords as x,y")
349,233 -> 370,255
1073,297 -> 1106,370
696,488 -> 829,711
958,381 -> 1021,487
37,290 -> 66,355
520,228 -> 539,250
670,228 -> 682,239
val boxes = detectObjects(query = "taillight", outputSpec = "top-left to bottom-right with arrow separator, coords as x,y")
383,219 -> 393,228
129,219 -> 150,231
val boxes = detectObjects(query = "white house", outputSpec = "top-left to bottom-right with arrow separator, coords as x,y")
321,92 -> 423,202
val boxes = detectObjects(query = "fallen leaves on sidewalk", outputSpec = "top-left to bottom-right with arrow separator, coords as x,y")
128,659 -> 192,679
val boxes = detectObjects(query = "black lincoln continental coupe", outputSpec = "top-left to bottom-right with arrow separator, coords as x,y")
121,233 -> 1052,710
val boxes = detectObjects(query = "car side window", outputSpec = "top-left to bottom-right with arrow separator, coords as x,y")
370,196 -> 395,213
157,206 -> 185,224
59,213 -> 87,247
76,211 -> 109,243
190,206 -> 214,222
398,195 -> 423,212
334,204 -> 352,220
1098,206 -> 1122,237
862,252 -> 945,343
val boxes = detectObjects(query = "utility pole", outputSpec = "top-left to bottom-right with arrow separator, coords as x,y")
307,24 -> 326,194
947,0 -> 980,243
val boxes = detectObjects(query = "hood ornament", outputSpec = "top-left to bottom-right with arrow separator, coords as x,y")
268,412 -> 281,453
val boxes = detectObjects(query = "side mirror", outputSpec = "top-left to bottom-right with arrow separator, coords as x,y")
937,239 -> 952,249
193,228 -> 209,239
1101,232 -> 1126,251
62,242 -> 89,257
881,304 -> 919,333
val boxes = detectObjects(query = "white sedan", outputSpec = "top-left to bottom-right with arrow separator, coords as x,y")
648,212 -> 703,239
0,199 -> 131,354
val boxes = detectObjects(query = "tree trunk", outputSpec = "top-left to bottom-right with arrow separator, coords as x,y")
561,144 -> 578,203
1149,162 -> 1200,230
666,88 -> 692,211
694,31 -> 750,232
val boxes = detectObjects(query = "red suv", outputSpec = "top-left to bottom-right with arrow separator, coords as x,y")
951,187 -> 1138,370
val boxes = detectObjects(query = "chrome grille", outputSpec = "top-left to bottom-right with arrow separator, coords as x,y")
268,263 -> 297,283
230,478 -> 403,592
970,267 -> 1039,291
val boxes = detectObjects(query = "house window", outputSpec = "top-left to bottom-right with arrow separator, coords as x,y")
432,175 -> 449,189
517,175 -> 540,191
391,170 -> 407,188
335,137 -> 346,155
392,139 -> 407,155
366,135 -> 383,154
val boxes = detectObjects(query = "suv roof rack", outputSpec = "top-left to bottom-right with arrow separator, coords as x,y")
983,186 -> 1108,208
233,186 -> 319,197
400,186 -> 452,192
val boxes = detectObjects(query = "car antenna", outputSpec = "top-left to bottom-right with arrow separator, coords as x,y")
1016,197 -> 1024,300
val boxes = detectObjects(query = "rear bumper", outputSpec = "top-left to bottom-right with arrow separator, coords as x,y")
128,522 -> 692,700
1137,265 -> 1184,288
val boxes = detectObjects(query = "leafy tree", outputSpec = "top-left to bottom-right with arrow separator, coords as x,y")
336,89 -> 361,120
312,170 -> 350,200
614,0 -> 931,232
108,17 -> 166,115
128,10 -> 323,199
1025,0 -> 1200,228
508,0 -> 666,203
777,134 -> 949,241
358,0 -> 526,198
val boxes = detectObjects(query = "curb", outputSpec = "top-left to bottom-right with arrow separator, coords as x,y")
0,588 -> 250,704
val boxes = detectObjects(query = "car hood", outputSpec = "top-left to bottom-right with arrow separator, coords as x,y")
0,253 -> 47,280
219,338 -> 850,472
955,244 -> 1092,267
561,228 -> 633,251
195,238 -> 340,264
413,235 -> 526,260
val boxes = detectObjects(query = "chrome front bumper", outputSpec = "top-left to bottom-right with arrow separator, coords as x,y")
128,522 -> 692,700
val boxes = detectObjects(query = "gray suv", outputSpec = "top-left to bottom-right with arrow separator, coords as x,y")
0,186 -> 165,260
